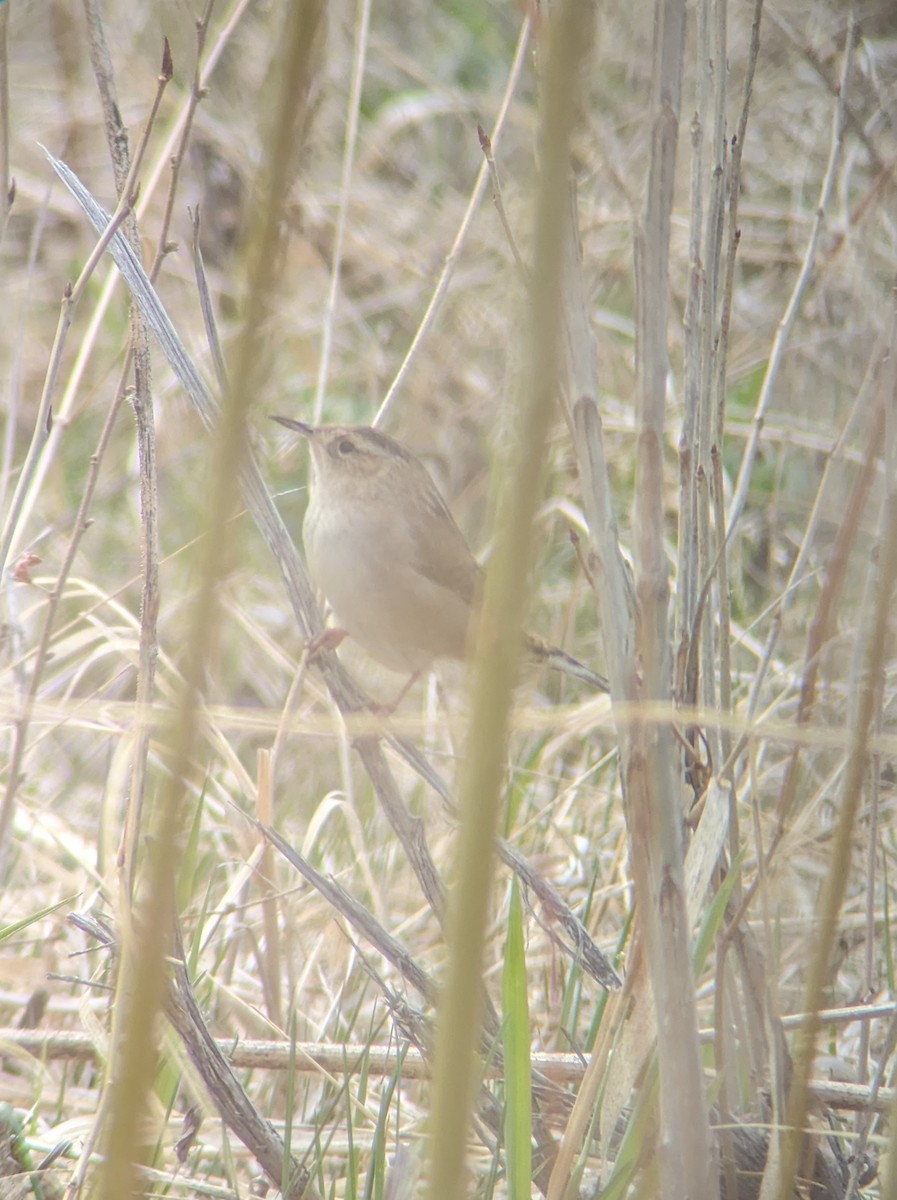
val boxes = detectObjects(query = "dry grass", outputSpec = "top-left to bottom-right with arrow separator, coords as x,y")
1,1 -> 897,1198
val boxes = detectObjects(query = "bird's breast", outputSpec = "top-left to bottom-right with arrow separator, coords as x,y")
302,491 -> 470,674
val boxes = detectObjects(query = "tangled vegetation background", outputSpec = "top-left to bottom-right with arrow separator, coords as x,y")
1,1 -> 896,1197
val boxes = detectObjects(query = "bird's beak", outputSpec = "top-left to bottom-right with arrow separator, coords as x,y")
271,415 -> 313,437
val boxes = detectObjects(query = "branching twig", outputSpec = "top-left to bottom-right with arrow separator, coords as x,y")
477,123 -> 530,285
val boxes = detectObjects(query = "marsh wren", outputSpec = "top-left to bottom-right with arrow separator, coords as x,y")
272,417 -> 609,694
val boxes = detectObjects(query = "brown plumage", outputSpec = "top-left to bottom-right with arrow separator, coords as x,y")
272,417 -> 608,692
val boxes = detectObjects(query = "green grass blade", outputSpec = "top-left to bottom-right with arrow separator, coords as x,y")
502,880 -> 531,1200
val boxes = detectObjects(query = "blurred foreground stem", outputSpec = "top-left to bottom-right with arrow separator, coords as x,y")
425,7 -> 592,1200
96,5 -> 324,1196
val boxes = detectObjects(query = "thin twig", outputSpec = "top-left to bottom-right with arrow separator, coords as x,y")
0,22 -> 174,840
772,252 -> 895,1200
5,0 -> 251,550
477,122 -> 530,285
312,0 -> 371,424
373,16 -> 532,428
0,196 -> 135,869
727,19 -> 853,537
155,0 -> 218,265
81,3 -> 170,902
191,207 -> 229,392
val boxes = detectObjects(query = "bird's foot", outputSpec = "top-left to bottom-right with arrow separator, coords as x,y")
305,626 -> 348,661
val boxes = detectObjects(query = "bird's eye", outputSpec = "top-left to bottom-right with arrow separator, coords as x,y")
337,439 -> 355,456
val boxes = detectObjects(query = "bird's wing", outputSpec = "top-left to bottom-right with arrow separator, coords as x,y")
410,478 -> 480,605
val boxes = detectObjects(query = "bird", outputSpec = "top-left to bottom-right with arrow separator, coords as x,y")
272,417 -> 609,697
